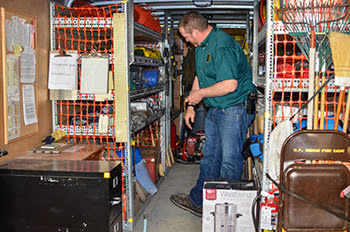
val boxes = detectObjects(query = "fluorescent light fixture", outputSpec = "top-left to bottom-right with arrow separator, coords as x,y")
193,0 -> 212,7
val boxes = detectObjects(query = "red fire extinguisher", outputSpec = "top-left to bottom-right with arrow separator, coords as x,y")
171,123 -> 179,152
260,188 -> 279,232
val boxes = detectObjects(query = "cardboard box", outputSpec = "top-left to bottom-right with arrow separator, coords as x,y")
134,192 -> 141,216
203,180 -> 258,232
133,180 -> 140,216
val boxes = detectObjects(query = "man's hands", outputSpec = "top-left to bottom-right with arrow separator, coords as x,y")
183,75 -> 238,129
184,87 -> 203,129
184,89 -> 203,106
184,106 -> 196,129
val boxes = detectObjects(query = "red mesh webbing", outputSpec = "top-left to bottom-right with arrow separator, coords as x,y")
271,30 -> 342,131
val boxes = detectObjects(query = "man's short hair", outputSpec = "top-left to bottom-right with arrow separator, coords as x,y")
178,11 -> 208,34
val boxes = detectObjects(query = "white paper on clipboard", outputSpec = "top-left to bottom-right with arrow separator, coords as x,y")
48,50 -> 78,90
80,54 -> 109,94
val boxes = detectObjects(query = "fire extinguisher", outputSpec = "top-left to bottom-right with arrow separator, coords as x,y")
260,188 -> 279,232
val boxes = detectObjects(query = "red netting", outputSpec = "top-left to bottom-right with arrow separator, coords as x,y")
54,4 -> 162,223
54,3 -> 121,149
271,28 -> 345,131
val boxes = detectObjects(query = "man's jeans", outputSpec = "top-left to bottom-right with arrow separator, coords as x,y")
188,105 -> 255,208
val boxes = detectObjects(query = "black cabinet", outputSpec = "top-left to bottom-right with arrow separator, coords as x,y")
0,159 -> 122,232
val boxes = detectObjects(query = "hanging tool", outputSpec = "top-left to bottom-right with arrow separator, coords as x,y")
328,32 -> 350,131
313,55 -> 320,129
168,144 -> 175,164
275,0 -> 350,129
290,75 -> 334,122
165,147 -> 172,168
343,92 -> 350,132
319,63 -> 327,129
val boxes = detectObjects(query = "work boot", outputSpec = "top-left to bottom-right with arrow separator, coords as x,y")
170,194 -> 202,217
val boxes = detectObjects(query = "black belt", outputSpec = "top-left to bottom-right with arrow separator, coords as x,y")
233,103 -> 245,107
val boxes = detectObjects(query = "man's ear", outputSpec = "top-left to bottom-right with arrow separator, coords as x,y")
192,29 -> 200,38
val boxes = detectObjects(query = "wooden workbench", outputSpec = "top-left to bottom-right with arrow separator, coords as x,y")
19,144 -> 103,161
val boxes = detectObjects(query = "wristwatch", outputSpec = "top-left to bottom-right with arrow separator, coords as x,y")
186,102 -> 195,108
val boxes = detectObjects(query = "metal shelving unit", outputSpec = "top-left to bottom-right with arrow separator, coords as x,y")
260,0 -> 275,193
50,1 -> 170,231
133,56 -> 164,66
114,2 -> 170,231
132,108 -> 166,133
130,85 -> 165,100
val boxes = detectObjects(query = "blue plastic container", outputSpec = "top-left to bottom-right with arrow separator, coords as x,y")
116,147 -> 142,165
142,69 -> 159,87
135,160 -> 157,195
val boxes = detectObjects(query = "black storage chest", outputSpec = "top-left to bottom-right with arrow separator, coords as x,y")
0,159 -> 122,232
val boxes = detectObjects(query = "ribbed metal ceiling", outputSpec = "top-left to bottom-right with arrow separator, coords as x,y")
53,0 -> 256,29
130,0 -> 254,29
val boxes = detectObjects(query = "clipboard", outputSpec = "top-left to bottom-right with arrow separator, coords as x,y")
48,50 -> 78,90
80,51 -> 109,94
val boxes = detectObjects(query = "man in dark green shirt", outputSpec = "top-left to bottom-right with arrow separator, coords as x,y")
170,11 -> 256,217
